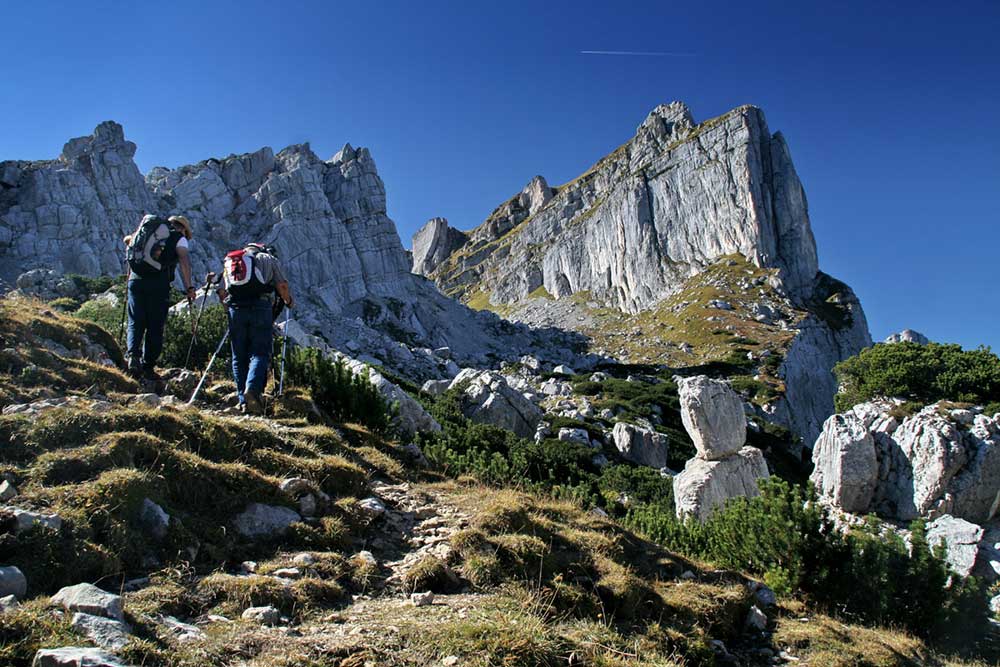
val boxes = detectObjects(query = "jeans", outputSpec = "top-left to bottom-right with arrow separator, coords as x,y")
126,278 -> 170,371
228,301 -> 273,404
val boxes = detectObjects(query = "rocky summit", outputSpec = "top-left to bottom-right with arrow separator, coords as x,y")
416,102 -> 871,446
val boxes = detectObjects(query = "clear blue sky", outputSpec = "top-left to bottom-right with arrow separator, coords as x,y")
2,1 -> 998,349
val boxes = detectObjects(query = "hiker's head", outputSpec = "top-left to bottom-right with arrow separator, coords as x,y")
168,215 -> 193,240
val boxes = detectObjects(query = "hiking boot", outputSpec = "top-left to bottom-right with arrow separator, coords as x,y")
244,390 -> 264,415
127,356 -> 143,380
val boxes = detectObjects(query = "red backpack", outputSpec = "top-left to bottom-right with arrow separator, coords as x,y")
223,245 -> 273,301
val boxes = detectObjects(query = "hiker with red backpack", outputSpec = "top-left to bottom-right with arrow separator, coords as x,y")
216,243 -> 294,415
122,214 -> 195,385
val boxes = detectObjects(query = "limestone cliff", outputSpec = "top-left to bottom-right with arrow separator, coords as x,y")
0,124 -> 565,375
417,102 -> 872,445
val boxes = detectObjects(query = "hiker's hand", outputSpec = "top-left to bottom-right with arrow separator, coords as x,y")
285,297 -> 294,309
186,286 -> 196,304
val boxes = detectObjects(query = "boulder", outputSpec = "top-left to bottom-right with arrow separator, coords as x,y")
342,359 -> 441,437
158,615 -> 206,643
673,447 -> 769,522
557,428 -> 591,447
552,364 -> 576,376
410,591 -> 435,607
421,379 -> 451,396
5,507 -> 62,533
358,497 -> 387,518
32,647 -> 132,667
676,376 -> 746,460
612,422 -> 669,469
70,613 -> 131,651
241,605 -> 280,625
925,515 -> 993,580
0,594 -> 19,612
0,480 -> 16,501
454,371 -> 543,439
810,412 -> 878,512
51,584 -> 124,622
138,498 -> 170,540
0,566 -> 27,599
232,503 -> 301,538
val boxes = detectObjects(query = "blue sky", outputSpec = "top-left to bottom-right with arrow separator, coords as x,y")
2,1 -> 998,349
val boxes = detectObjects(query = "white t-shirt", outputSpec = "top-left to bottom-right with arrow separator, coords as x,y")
177,237 -> 189,250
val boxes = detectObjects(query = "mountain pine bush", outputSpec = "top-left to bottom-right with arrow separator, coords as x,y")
285,347 -> 391,434
834,341 -> 1000,411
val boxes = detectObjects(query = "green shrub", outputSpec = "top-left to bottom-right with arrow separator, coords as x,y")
628,478 -> 985,638
160,303 -> 230,369
834,341 -> 1000,411
285,347 -> 391,434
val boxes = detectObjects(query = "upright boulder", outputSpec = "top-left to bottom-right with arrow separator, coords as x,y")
676,376 -> 746,460
673,376 -> 768,521
810,412 -> 878,513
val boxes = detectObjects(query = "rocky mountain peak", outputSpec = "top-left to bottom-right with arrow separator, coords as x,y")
60,120 -> 136,162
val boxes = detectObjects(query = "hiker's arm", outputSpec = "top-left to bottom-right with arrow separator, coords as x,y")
176,245 -> 196,302
275,281 -> 294,309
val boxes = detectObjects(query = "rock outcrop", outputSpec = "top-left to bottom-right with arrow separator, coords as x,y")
811,402 -> 1000,523
411,217 -> 467,277
884,329 -> 930,345
0,122 -> 550,379
448,369 -> 543,438
422,103 -> 871,446
673,376 -> 769,521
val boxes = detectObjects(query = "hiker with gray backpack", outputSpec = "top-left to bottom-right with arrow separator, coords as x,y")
215,243 -> 294,415
122,214 -> 196,387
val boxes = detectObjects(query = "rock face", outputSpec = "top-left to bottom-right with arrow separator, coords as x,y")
612,422 -> 669,469
811,402 -> 1000,523
423,103 -> 870,446
0,122 -> 544,378
676,376 -> 746,460
411,217 -> 467,276
673,375 -> 768,521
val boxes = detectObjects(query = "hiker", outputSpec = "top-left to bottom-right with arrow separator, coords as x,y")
217,243 -> 294,414
123,214 -> 195,383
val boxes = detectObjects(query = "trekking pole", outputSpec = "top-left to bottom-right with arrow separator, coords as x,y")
183,272 -> 218,370
278,307 -> 291,397
187,328 -> 229,405
117,264 -> 131,347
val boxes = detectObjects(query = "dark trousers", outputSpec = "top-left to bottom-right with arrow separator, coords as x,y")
228,301 -> 273,403
126,279 -> 170,371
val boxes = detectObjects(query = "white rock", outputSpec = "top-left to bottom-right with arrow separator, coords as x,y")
612,422 -> 669,469
272,568 -> 301,579
31,647 -> 131,667
5,507 -> 62,533
676,376 -> 746,460
292,553 -> 316,566
70,613 -> 131,651
557,428 -> 591,447
673,447 -> 769,522
552,364 -> 575,376
455,371 -> 543,438
0,480 -> 16,501
926,515 -> 988,579
421,379 -> 451,396
0,594 -> 19,612
359,497 -> 387,517
51,583 -> 124,622
241,605 -> 280,625
810,413 -> 878,513
0,566 -> 27,599
884,329 -> 929,345
232,503 -> 301,538
158,615 -> 206,643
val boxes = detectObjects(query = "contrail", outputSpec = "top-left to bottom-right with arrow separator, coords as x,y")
580,50 -> 695,57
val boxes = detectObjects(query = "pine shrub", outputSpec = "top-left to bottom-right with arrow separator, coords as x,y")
285,347 -> 391,435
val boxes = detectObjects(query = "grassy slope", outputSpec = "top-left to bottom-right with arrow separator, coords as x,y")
0,295 -> 986,667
